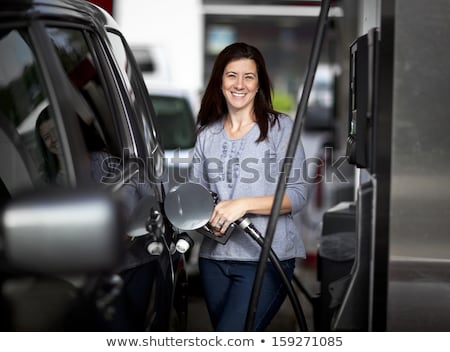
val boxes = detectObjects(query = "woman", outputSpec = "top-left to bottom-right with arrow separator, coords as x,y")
190,42 -> 308,331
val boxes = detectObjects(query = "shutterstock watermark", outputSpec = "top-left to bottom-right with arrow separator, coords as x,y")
97,147 -> 351,186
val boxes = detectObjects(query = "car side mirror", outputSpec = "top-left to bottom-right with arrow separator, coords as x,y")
0,188 -> 124,274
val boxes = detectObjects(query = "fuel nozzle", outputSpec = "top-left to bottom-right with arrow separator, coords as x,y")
235,217 -> 263,241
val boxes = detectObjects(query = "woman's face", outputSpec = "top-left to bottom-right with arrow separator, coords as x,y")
221,58 -> 259,113
39,119 -> 59,155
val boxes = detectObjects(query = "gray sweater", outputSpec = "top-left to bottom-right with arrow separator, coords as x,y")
190,114 -> 308,261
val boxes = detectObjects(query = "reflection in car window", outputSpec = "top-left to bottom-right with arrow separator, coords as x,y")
46,27 -> 117,154
150,95 -> 196,150
0,27 -> 67,188
35,106 -> 67,184
45,26 -> 122,180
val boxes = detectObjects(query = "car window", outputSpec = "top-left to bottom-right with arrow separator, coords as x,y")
150,95 -> 196,150
44,26 -> 126,182
0,26 -> 68,191
45,25 -> 157,218
106,30 -> 165,185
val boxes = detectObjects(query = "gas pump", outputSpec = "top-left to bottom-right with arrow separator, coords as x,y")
317,27 -> 380,331
346,28 -> 379,172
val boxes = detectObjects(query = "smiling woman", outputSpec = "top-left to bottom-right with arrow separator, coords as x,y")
190,42 -> 308,332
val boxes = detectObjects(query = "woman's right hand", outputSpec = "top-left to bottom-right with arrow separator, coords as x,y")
209,198 -> 248,235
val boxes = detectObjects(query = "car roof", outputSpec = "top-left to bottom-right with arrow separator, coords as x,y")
145,81 -> 200,114
145,81 -> 191,96
0,0 -> 118,30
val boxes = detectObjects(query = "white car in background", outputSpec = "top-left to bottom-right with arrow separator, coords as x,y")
145,83 -> 199,190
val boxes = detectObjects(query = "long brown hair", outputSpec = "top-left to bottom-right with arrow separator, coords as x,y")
197,42 -> 280,142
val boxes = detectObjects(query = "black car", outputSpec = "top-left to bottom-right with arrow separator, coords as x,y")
0,0 -> 188,331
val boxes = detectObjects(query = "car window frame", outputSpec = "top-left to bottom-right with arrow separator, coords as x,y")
30,18 -> 151,193
36,19 -> 128,182
103,27 -> 166,197
38,18 -> 166,199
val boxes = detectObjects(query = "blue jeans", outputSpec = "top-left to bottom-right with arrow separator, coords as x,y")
199,257 -> 295,331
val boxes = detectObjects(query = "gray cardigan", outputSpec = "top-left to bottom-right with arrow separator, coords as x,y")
190,114 -> 308,261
